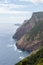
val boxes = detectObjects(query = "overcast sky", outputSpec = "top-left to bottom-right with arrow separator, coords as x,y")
0,0 -> 43,23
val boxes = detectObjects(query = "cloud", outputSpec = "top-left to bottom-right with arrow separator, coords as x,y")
0,3 -> 28,9
19,0 -> 43,3
19,0 -> 29,2
1,0 -> 43,4
0,0 -> 8,3
0,2 -> 31,14
31,0 -> 43,3
0,0 -> 32,23
0,6 -> 31,14
0,2 -> 29,14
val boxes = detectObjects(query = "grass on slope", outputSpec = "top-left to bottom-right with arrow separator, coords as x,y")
15,47 -> 43,65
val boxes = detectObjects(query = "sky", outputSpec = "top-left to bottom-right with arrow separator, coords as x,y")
0,0 -> 43,23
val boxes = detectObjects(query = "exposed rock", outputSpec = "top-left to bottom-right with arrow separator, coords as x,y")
13,12 -> 42,40
16,34 -> 43,52
13,12 -> 43,52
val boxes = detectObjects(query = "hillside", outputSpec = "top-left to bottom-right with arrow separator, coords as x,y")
13,12 -> 43,40
14,12 -> 43,65
15,47 -> 43,65
16,20 -> 43,52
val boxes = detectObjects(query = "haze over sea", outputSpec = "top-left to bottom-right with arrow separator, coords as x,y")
0,23 -> 28,65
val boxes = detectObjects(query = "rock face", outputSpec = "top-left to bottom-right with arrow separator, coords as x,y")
16,20 -> 43,52
13,12 -> 41,40
13,12 -> 43,52
16,37 -> 43,52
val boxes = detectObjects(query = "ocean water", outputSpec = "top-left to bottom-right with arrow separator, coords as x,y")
0,23 -> 29,65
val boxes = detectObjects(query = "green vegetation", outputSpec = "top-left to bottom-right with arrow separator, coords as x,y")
15,47 -> 43,65
37,58 -> 43,65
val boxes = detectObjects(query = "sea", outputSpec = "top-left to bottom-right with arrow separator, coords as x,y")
0,23 -> 29,65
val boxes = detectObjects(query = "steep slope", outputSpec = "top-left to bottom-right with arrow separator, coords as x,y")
13,12 -> 43,40
16,21 -> 43,52
15,47 -> 43,65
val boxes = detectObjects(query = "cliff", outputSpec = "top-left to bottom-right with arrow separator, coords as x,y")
13,12 -> 43,52
16,21 -> 43,52
13,12 -> 41,40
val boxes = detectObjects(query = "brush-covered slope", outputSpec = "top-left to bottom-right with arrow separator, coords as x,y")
16,21 -> 43,52
13,12 -> 43,40
15,47 -> 43,65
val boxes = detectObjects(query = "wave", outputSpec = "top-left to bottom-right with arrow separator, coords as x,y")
19,56 -> 24,60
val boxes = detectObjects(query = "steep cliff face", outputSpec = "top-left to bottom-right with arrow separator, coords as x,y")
16,20 -> 43,52
13,12 -> 43,52
13,12 -> 41,40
